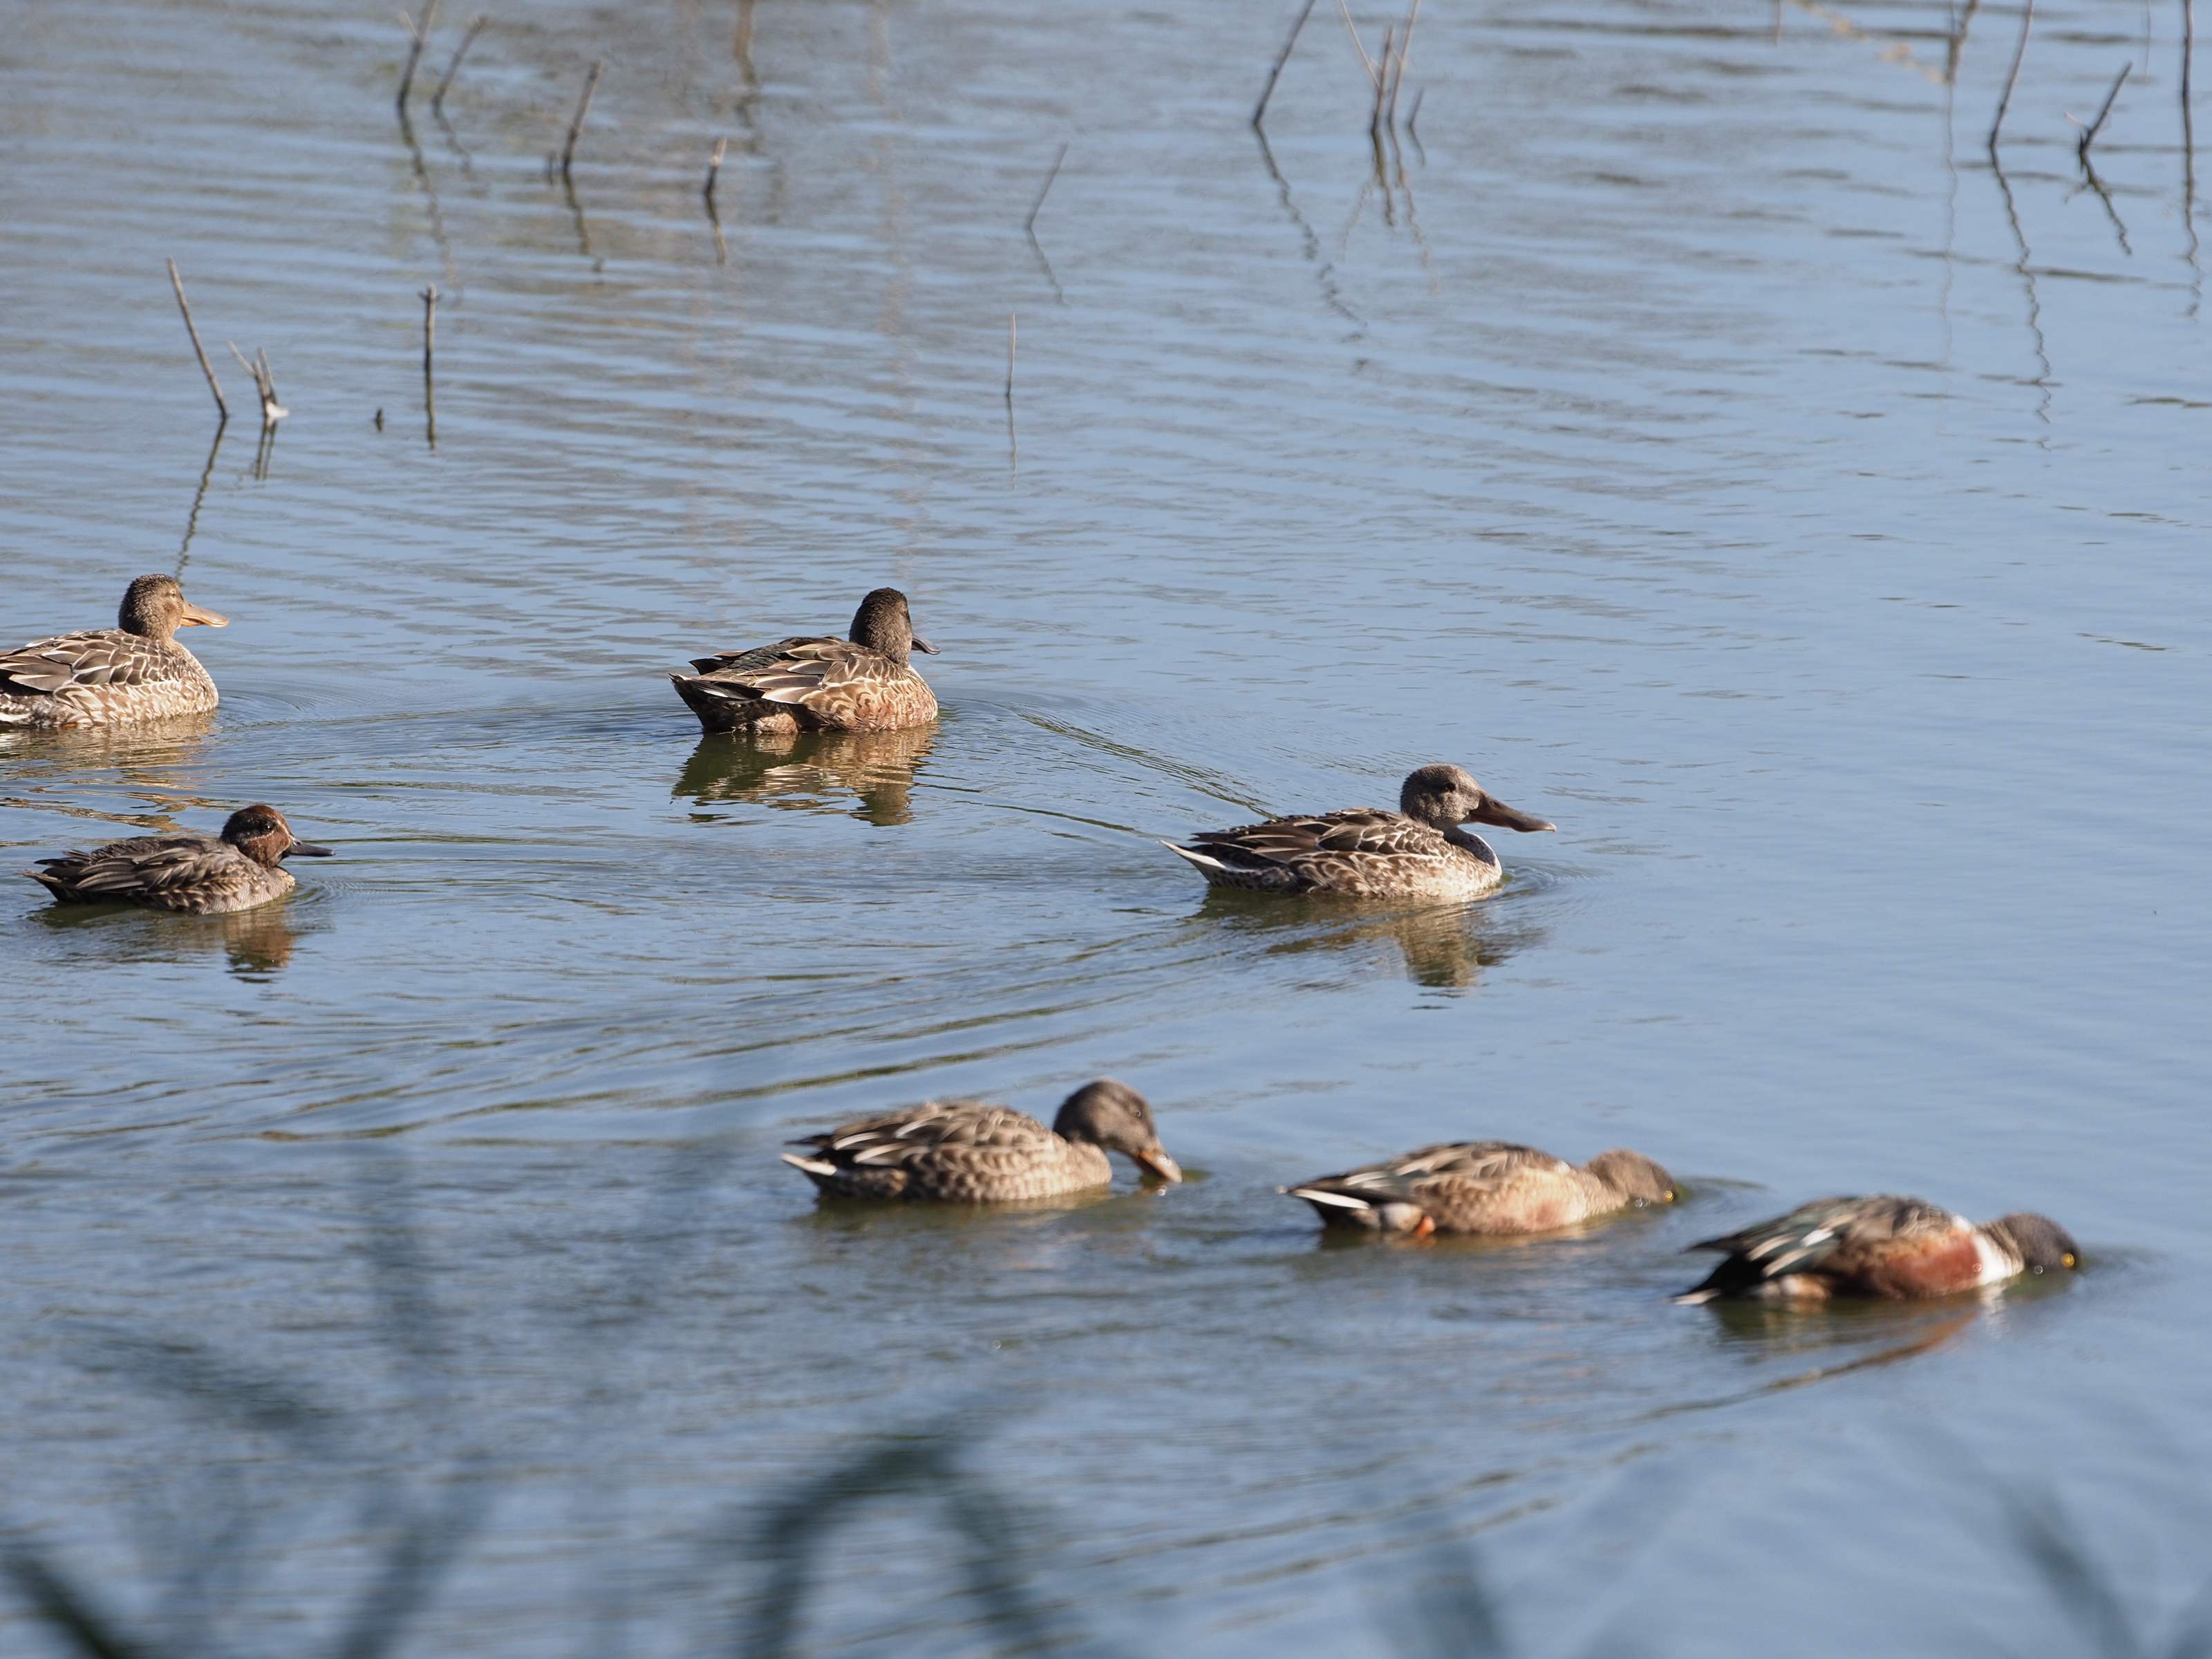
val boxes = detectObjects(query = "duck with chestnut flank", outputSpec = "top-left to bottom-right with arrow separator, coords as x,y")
1163,765 -> 1554,901
783,1080 -> 1181,1203
1286,1141 -> 1675,1237
1673,1194 -> 2079,1303
672,588 -> 939,735
1,574 -> 228,729
24,805 -> 332,915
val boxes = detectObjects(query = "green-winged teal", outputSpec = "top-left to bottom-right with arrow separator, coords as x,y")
784,1079 -> 1181,1202
672,588 -> 939,735
1286,1141 -> 1674,1236
1674,1195 -> 2078,1302
1163,764 -> 1554,900
1,575 -> 228,729
25,805 -> 332,915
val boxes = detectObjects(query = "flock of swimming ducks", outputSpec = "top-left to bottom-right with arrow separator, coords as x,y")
5,577 -> 2079,1304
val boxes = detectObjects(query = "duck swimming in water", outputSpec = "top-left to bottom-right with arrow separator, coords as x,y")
1163,764 -> 1554,901
1673,1194 -> 2079,1303
1286,1141 -> 1675,1237
671,588 -> 940,735
1,574 -> 229,729
783,1079 -> 1182,1203
24,805 -> 332,915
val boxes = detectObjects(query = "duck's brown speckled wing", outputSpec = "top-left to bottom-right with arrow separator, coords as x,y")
1294,1141 -> 1588,1227
0,629 -> 178,696
32,834 -> 232,901
1192,807 -> 1447,869
677,637 -> 935,733
784,1102 -> 1103,1202
686,636 -> 837,676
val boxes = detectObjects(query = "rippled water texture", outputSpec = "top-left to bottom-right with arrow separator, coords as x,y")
3,0 -> 2210,1651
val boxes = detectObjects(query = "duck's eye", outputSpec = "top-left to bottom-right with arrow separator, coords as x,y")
2063,1253 -> 2077,1268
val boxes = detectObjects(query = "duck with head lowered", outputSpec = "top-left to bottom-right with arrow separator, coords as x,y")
1163,764 -> 1554,901
672,588 -> 939,735
1,574 -> 228,729
24,804 -> 333,916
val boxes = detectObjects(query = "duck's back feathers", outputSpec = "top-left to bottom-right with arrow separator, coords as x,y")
28,834 -> 293,915
1287,1140 -> 1671,1235
674,637 -> 937,734
1167,808 -> 1495,899
0,630 -> 218,727
783,1102 -> 1113,1203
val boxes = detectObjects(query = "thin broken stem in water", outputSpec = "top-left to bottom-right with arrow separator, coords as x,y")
1335,0 -> 1380,88
165,259 -> 227,422
395,0 -> 441,113
704,135 -> 729,203
421,285 -> 438,448
2075,61 -> 2130,158
224,341 -> 287,425
1253,0 -> 1319,129
430,12 -> 487,116
559,58 -> 601,182
1024,141 -> 1068,238
1987,0 -> 2033,153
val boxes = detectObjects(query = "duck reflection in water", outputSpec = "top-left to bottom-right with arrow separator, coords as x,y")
1194,891 -> 1543,990
34,901 -> 306,978
675,724 -> 937,826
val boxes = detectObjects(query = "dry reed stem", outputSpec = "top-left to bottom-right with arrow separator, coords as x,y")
431,13 -> 488,116
559,59 -> 601,182
422,285 -> 438,446
165,259 -> 227,421
1335,0 -> 1380,88
1253,0 -> 1319,129
224,341 -> 288,424
1004,313 -> 1016,406
704,135 -> 729,203
395,0 -> 441,112
2075,61 -> 2130,158
1988,0 -> 2033,151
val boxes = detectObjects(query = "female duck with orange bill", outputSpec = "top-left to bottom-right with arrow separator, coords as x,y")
1,574 -> 228,729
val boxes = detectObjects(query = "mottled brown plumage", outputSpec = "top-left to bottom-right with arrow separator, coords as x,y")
783,1080 -> 1181,1203
671,588 -> 940,734
0,575 -> 228,729
1674,1195 -> 2079,1303
1286,1141 -> 1675,1236
1163,765 -> 1555,900
24,804 -> 333,916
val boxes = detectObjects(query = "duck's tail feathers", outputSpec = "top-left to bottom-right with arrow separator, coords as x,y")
1161,840 -> 1228,873
1284,1185 -> 1372,1212
781,1152 -> 840,1188
1669,1286 -> 1724,1305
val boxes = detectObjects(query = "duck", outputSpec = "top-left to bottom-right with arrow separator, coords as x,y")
1285,1141 -> 1675,1236
1,574 -> 229,729
1672,1194 -> 2079,1303
24,804 -> 332,915
783,1079 -> 1182,1203
671,588 -> 940,735
1162,764 -> 1554,901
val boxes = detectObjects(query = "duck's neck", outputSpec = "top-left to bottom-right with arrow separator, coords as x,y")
1438,824 -> 1499,865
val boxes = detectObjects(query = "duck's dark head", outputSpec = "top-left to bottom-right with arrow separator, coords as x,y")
1051,1078 -> 1181,1182
1986,1212 -> 2080,1273
848,588 -> 937,666
220,804 -> 333,870
120,574 -> 227,641
1398,763 -> 1555,836
1585,1149 -> 1676,1205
